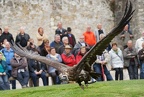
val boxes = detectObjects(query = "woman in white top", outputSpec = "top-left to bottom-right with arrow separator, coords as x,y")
109,43 -> 124,80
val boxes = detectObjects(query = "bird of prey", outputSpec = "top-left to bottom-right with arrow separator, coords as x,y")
11,0 -> 134,89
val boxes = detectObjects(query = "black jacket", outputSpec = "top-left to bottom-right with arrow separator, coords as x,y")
15,33 -> 30,47
0,32 -> 14,44
55,28 -> 66,40
27,59 -> 46,73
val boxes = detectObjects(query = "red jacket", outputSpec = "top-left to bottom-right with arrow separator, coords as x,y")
61,53 -> 76,67
76,52 -> 85,64
83,31 -> 96,46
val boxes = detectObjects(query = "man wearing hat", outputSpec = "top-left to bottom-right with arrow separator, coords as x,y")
61,45 -> 76,67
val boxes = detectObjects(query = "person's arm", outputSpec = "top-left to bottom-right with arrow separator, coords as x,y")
57,54 -> 62,63
10,58 -> 21,68
138,50 -> 144,60
130,48 -> 137,56
123,49 -> 133,59
109,51 -> 113,68
93,33 -> 96,44
103,51 -> 110,64
11,34 -> 14,42
50,42 -> 55,47
17,57 -> 28,69
72,34 -> 76,46
36,33 -> 43,41
15,35 -> 20,44
27,59 -> 35,73
95,56 -> 102,64
95,30 -> 99,42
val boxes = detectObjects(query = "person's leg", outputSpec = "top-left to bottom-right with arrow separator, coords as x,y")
128,65 -> 133,79
133,64 -> 138,79
40,72 -> 48,86
55,70 -> 61,84
93,63 -> 102,81
49,72 -> 56,84
103,65 -> 113,81
115,68 -> 119,80
2,75 -> 10,90
0,76 -> 7,90
30,73 -> 38,87
140,63 -> 144,79
8,70 -> 16,89
17,72 -> 25,86
22,71 -> 29,86
119,68 -> 123,80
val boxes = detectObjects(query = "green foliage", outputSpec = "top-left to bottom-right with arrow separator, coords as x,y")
0,80 -> 144,97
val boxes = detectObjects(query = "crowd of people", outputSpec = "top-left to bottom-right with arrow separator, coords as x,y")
0,22 -> 144,90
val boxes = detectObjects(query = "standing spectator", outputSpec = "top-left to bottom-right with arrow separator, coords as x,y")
11,53 -> 29,88
76,46 -> 87,64
93,34 -> 113,81
0,42 -> 16,89
61,45 -> 76,67
55,22 -> 66,40
83,26 -> 96,47
0,52 -> 10,90
46,47 -> 62,84
0,26 -> 14,44
15,27 -> 30,47
94,49 -> 113,81
123,40 -> 138,79
73,36 -> 90,56
138,42 -> 144,79
50,34 -> 63,53
109,43 -> 124,80
95,23 -> 106,42
58,36 -> 72,55
63,27 -> 76,47
120,24 -> 133,40
120,24 -> 134,49
40,39 -> 51,56
36,27 -> 48,46
135,31 -> 144,52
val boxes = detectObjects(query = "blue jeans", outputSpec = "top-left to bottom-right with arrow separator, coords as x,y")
127,63 -> 138,79
93,63 -> 113,81
0,75 -> 10,90
140,63 -> 144,79
30,71 -> 48,87
17,71 -> 29,86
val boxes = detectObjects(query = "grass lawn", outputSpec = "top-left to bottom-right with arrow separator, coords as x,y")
0,80 -> 144,97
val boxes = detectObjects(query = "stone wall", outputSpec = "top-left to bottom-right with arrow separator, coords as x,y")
114,0 -> 144,47
0,0 -> 114,44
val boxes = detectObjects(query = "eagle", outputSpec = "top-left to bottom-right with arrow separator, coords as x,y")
11,0 -> 134,89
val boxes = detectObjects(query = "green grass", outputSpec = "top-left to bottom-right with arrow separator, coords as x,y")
0,80 -> 144,97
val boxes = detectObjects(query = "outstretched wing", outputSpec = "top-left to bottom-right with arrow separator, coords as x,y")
10,43 -> 69,73
75,0 -> 135,74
